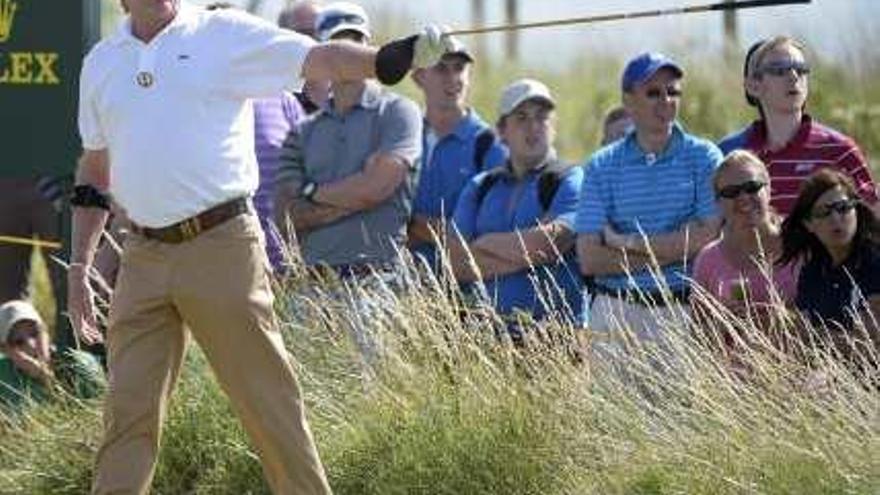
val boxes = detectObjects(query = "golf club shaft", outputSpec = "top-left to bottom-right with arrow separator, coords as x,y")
446,0 -> 811,36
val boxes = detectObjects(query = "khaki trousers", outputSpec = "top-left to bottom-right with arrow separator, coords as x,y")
93,213 -> 331,495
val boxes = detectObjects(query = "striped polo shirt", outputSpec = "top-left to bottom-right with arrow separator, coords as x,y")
718,115 -> 877,215
576,123 -> 722,292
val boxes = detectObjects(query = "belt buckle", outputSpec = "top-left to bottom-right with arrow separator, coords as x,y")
178,216 -> 202,241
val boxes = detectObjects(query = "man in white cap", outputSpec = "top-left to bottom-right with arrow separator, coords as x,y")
448,79 -> 586,342
70,0 -> 451,492
0,300 -> 104,412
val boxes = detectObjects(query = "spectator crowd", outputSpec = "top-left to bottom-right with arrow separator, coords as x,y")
0,1 -> 878,493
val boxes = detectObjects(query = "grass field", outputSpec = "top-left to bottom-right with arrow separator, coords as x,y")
3,48 -> 880,493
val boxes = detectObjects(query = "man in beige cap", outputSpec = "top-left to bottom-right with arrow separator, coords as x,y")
0,300 -> 104,412
447,79 -> 586,343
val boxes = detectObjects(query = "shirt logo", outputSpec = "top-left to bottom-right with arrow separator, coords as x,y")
795,162 -> 816,174
177,54 -> 191,61
136,71 -> 154,88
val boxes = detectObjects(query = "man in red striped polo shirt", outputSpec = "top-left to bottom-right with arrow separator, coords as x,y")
719,36 -> 877,216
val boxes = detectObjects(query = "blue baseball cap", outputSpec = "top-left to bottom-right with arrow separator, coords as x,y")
621,52 -> 684,92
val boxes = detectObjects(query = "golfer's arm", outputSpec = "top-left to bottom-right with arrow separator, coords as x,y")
71,149 -> 110,266
302,42 -> 377,83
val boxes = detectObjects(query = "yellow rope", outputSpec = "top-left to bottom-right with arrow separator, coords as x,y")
0,235 -> 62,250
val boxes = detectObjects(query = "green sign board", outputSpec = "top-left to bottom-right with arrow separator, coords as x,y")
0,0 -> 100,178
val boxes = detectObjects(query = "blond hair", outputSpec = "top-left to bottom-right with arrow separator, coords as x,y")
712,149 -> 769,194
746,36 -> 807,79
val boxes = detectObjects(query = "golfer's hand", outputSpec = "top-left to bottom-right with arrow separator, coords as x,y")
67,264 -> 104,345
413,25 -> 452,69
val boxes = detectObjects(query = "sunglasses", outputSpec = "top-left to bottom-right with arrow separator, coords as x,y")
645,86 -> 683,100
809,198 -> 857,219
757,61 -> 811,78
716,180 -> 766,200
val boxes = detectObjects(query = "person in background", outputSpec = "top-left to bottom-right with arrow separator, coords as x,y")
576,52 -> 722,344
0,300 -> 104,414
278,0 -> 328,113
448,79 -> 585,341
274,2 -> 422,362
409,36 -> 506,273
719,36 -> 877,216
690,150 -> 800,368
600,105 -> 633,146
778,169 -> 879,360
0,176 -> 64,306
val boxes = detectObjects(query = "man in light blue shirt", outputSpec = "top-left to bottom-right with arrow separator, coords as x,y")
409,38 -> 506,272
576,52 -> 722,341
450,79 -> 586,341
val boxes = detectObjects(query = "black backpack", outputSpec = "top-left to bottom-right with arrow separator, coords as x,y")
472,128 -> 497,172
474,161 -> 564,213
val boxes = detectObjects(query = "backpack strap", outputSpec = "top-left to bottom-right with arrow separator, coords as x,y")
472,128 -> 497,172
474,165 -> 507,210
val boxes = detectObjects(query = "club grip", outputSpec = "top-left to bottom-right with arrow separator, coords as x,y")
709,0 -> 811,11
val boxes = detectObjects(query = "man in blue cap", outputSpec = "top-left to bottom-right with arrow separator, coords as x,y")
575,52 -> 722,345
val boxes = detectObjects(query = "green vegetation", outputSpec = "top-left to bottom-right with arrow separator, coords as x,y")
3,256 -> 880,494
5,19 -> 880,492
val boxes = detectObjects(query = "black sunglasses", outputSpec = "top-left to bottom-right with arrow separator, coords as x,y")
809,198 -> 857,219
645,86 -> 683,100
716,180 -> 766,200
757,61 -> 811,78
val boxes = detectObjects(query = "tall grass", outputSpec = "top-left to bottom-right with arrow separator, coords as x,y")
5,26 -> 880,492
3,251 -> 879,494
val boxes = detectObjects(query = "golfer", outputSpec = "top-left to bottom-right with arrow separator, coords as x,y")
69,0 -> 450,493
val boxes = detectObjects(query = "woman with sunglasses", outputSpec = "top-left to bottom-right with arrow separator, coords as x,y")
778,169 -> 880,357
692,150 -> 799,322
719,36 -> 877,217
0,300 -> 105,413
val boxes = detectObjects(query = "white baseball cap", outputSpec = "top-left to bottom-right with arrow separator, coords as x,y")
0,300 -> 44,344
497,78 -> 555,120
315,2 -> 371,42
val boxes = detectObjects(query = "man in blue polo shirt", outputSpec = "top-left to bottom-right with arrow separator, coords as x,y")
409,38 -> 506,272
449,79 -> 586,340
576,53 -> 722,343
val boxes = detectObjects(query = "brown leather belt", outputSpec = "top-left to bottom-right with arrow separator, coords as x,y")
130,197 -> 250,244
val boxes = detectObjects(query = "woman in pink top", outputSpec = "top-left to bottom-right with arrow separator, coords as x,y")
692,150 -> 799,318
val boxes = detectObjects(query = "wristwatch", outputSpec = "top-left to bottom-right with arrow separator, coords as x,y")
300,181 -> 318,202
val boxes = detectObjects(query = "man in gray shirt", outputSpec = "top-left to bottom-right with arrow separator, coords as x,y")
275,3 -> 422,276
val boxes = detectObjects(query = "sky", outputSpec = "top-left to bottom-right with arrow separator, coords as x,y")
137,0 -> 879,70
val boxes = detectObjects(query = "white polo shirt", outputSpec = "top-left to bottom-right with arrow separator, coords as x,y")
78,3 -> 315,227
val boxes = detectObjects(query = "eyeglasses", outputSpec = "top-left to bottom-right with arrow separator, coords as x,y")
809,198 -> 857,219
316,13 -> 366,35
716,180 -> 767,200
757,61 -> 811,78
644,86 -> 683,100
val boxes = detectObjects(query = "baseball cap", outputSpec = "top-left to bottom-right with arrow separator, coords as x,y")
621,52 -> 684,92
315,2 -> 370,42
497,78 -> 555,120
0,300 -> 44,345
441,35 -> 474,64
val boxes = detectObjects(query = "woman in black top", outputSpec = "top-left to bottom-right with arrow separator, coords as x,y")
778,169 -> 880,360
